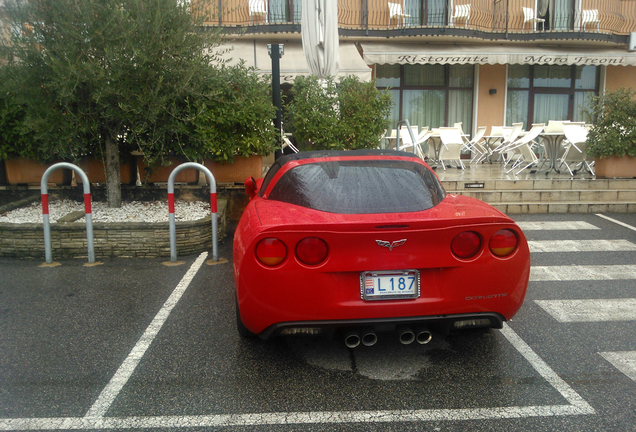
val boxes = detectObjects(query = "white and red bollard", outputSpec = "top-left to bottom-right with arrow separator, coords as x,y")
167,163 -> 218,262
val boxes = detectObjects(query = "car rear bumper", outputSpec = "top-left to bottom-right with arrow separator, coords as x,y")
257,311 -> 505,340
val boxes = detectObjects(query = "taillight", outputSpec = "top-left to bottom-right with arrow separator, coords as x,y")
296,237 -> 328,266
451,231 -> 481,259
489,229 -> 518,257
255,238 -> 287,266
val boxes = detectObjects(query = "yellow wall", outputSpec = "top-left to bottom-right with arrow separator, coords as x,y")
476,64 -> 507,132
605,65 -> 636,92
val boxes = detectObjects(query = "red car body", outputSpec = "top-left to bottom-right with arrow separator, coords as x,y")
233,150 -> 530,342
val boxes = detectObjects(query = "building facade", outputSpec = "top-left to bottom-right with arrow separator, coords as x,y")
202,0 -> 636,136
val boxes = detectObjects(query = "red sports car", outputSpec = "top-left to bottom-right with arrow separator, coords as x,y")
233,150 -> 530,347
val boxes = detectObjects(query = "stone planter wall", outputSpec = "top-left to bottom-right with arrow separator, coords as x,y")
0,200 -> 226,260
595,155 -> 636,179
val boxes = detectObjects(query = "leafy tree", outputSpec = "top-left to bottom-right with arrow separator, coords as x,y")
286,75 -> 393,151
0,0 -> 277,207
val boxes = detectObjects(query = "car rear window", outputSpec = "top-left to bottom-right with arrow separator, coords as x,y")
266,160 -> 445,214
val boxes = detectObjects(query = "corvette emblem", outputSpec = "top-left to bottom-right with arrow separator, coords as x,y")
376,239 -> 407,251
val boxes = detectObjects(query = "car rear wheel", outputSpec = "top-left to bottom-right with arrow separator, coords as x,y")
236,298 -> 255,338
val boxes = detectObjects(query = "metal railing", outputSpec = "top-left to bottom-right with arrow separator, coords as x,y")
201,0 -> 636,35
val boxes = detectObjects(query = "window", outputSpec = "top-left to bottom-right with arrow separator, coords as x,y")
267,160 -> 445,214
376,63 -> 474,132
269,0 -> 301,23
506,64 -> 598,127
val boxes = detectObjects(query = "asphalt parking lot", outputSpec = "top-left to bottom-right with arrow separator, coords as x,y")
1,213 -> 636,431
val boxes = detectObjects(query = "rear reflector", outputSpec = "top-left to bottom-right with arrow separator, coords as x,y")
296,237 -> 328,265
255,238 -> 287,266
454,318 -> 492,329
489,229 -> 518,257
451,231 -> 481,259
279,328 -> 323,336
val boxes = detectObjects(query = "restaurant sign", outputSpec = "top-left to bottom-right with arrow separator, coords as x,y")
393,53 -> 628,66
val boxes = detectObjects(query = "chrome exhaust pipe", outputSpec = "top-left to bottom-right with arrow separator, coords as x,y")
361,328 -> 378,347
344,329 -> 360,349
397,326 -> 415,345
416,327 -> 433,345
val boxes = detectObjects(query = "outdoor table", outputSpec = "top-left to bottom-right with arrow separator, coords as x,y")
538,132 -> 566,174
479,135 -> 505,163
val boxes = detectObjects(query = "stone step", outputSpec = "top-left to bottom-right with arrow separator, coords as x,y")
441,178 -> 636,192
491,202 -> 636,214
452,189 -> 636,203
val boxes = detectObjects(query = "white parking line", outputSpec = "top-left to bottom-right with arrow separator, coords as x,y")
530,265 -> 636,281
536,299 -> 636,322
84,252 -> 209,418
517,221 -> 600,231
596,214 -> 636,232
599,351 -> 636,383
0,324 -> 595,430
528,239 -> 636,253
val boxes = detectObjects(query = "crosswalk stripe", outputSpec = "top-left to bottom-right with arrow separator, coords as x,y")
530,265 -> 636,281
517,221 -> 600,231
535,299 -> 636,322
599,351 -> 636,383
529,239 -> 636,253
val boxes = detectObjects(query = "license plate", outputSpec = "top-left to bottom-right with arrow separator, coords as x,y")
360,270 -> 420,301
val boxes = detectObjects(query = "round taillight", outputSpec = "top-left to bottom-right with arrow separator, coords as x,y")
296,237 -> 328,266
451,231 -> 481,259
489,229 -> 518,257
255,238 -> 287,266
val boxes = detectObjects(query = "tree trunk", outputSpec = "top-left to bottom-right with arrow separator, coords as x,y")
105,133 -> 122,208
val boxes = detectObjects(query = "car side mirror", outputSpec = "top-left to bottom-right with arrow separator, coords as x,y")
244,177 -> 258,199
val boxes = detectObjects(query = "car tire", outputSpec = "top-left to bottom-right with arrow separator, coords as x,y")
235,298 -> 255,338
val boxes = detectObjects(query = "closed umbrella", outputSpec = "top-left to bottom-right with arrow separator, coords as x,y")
301,0 -> 339,79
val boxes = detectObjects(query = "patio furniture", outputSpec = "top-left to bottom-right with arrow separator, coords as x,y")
388,2 -> 410,28
581,10 -> 600,32
249,0 -> 268,24
490,122 -> 524,164
538,120 -> 570,174
523,7 -> 544,31
451,4 -> 470,28
505,123 -> 545,175
560,122 -> 594,175
438,127 -> 466,170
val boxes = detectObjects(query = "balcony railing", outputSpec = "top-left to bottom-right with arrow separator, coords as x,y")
200,0 -> 636,36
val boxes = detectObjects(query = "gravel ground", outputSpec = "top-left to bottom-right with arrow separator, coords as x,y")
0,199 -> 211,224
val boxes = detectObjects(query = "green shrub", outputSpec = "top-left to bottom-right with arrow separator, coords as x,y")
586,88 -> 636,159
286,75 -> 392,151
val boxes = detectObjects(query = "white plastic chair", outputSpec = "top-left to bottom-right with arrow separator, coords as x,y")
523,7 -> 544,31
452,4 -> 470,28
398,125 -> 420,151
505,123 -> 545,175
464,126 -> 487,160
281,135 -> 299,153
490,122 -> 524,164
249,0 -> 268,25
581,10 -> 600,31
438,127 -> 466,170
388,2 -> 410,28
560,122 -> 594,175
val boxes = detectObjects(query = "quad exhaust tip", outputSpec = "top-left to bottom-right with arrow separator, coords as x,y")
344,326 -> 432,348
344,329 -> 360,349
361,328 -> 378,347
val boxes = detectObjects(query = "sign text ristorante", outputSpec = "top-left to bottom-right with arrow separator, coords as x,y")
394,54 -> 626,65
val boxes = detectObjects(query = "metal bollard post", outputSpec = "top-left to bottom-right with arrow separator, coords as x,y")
41,162 -> 95,264
167,163 -> 218,262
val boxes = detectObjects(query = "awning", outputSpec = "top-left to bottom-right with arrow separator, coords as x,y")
221,41 -> 371,82
360,42 -> 636,67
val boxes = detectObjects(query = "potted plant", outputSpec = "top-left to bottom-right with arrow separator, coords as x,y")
586,88 -> 636,178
